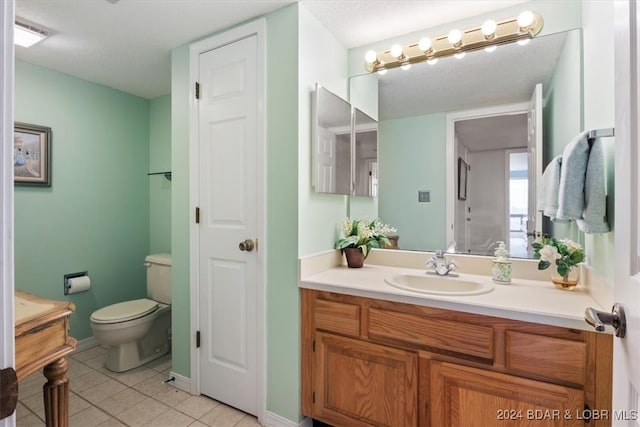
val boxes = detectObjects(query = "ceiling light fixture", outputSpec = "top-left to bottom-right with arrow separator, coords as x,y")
364,11 -> 543,73
14,21 -> 48,47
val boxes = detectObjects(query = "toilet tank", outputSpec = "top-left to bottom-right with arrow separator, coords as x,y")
145,253 -> 172,304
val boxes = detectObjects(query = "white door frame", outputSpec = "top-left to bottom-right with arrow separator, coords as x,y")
188,18 -> 267,422
445,102 -> 528,247
0,1 -> 15,426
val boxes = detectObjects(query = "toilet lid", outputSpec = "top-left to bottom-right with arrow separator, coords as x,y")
91,299 -> 159,324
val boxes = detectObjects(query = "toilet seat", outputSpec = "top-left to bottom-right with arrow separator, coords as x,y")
91,299 -> 159,324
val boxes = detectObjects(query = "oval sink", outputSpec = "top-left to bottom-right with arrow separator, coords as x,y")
385,273 -> 494,296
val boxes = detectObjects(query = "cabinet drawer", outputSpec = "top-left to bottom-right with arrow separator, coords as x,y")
314,299 -> 360,337
505,330 -> 587,385
368,308 -> 493,360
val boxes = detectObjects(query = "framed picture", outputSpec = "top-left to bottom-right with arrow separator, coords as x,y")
14,122 -> 51,187
458,157 -> 468,201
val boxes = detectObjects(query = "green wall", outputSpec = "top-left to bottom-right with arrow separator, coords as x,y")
542,29 -> 583,243
14,60 -> 150,340
378,113 -> 447,250
149,96 -> 171,254
582,1 -> 615,283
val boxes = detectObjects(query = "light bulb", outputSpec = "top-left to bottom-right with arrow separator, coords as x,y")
418,37 -> 432,52
485,45 -> 497,53
365,50 -> 377,64
401,63 -> 411,70
427,58 -> 438,65
481,20 -> 497,37
454,52 -> 466,59
448,29 -> 462,45
377,69 -> 387,75
390,44 -> 403,58
517,39 -> 530,46
518,11 -> 534,28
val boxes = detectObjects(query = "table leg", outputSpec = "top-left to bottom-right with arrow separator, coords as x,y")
42,358 -> 69,427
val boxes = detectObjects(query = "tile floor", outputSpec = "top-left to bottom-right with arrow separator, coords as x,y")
16,346 -> 260,427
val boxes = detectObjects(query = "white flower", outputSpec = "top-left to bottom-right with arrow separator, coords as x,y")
539,245 -> 561,263
560,239 -> 582,254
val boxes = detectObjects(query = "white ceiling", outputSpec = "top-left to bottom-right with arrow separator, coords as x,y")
14,0 -> 530,99
456,114 -> 528,152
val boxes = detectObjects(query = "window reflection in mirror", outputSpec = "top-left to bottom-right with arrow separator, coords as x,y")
313,84 -> 351,195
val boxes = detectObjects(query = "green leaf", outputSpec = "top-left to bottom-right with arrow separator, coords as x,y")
538,260 -> 551,270
557,263 -> 569,278
570,251 -> 584,264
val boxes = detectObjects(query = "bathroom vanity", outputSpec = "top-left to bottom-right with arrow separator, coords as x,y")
299,252 -> 613,427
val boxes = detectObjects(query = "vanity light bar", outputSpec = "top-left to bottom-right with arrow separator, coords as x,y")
364,11 -> 543,73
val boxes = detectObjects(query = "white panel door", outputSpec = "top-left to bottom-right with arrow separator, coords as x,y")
609,1 -> 640,422
0,1 -> 15,425
526,83 -> 543,254
197,35 -> 258,415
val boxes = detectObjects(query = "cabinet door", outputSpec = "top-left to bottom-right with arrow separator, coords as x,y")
430,361 -> 584,427
313,332 -> 417,427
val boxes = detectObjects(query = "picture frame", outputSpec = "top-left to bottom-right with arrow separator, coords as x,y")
14,122 -> 51,187
458,157 -> 468,201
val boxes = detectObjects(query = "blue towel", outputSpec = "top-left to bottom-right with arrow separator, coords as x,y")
577,138 -> 610,233
557,131 -> 590,220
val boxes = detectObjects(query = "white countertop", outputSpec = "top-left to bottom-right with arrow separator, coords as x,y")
299,263 -> 607,332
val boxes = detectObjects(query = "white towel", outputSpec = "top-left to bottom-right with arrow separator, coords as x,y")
577,138 -> 610,233
557,131 -> 590,220
538,155 -> 564,220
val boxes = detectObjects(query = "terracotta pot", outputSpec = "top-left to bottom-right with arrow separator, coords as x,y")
343,247 -> 365,268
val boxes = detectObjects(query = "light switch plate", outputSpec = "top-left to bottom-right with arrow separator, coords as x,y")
418,191 -> 430,202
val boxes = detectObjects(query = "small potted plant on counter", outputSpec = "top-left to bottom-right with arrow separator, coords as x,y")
335,218 -> 397,268
532,235 -> 585,290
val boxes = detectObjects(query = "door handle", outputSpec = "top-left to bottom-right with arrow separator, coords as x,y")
584,303 -> 626,337
239,239 -> 255,252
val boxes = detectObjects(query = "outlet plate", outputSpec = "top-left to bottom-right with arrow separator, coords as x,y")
418,191 -> 431,202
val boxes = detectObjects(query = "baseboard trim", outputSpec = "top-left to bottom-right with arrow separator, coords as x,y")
168,371 -> 191,393
264,412 -> 312,427
74,336 -> 99,353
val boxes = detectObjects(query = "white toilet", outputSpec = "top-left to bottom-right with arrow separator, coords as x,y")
90,253 -> 172,372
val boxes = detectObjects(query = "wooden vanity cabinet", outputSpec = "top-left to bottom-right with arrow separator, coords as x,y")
301,289 -> 613,427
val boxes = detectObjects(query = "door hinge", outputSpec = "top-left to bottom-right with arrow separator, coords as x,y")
195,207 -> 200,224
312,339 -> 315,352
196,331 -> 201,348
312,391 -> 315,404
195,82 -> 200,100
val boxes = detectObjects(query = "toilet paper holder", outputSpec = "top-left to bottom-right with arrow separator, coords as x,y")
64,271 -> 88,295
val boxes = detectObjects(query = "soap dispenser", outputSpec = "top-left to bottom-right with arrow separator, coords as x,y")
492,241 -> 511,284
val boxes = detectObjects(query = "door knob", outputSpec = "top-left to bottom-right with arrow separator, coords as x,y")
239,239 -> 255,252
584,303 -> 626,337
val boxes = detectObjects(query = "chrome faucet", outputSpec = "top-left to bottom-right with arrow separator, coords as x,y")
426,250 -> 458,276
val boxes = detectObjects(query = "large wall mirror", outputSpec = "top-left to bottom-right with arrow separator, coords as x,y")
350,28 -> 594,258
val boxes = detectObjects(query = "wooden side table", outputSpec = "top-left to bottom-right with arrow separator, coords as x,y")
15,291 -> 77,427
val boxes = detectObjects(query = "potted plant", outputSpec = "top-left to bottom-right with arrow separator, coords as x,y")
532,235 -> 585,290
335,218 -> 397,268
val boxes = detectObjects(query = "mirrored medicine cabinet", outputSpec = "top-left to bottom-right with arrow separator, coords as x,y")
312,84 -> 378,197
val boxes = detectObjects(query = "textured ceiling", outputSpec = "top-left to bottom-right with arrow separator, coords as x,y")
456,114 -> 529,152
14,0 -> 529,99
